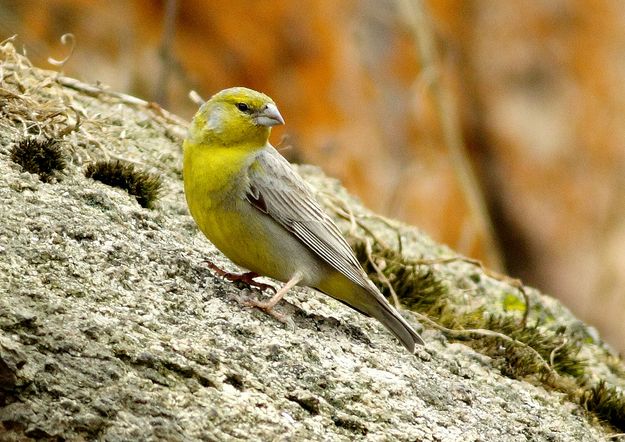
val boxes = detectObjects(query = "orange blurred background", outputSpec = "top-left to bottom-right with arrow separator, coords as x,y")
3,0 -> 624,352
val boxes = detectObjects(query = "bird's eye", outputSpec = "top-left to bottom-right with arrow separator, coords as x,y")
236,102 -> 250,112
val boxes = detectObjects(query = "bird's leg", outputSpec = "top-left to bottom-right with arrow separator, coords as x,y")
204,260 -> 276,293
244,272 -> 303,322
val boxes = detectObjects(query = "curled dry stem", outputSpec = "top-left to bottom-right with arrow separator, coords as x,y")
47,33 -> 76,68
364,238 -> 402,309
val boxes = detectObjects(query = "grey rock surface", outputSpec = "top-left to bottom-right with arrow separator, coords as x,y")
0,41 -> 619,441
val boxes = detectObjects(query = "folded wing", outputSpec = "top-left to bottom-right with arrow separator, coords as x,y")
245,146 -> 373,292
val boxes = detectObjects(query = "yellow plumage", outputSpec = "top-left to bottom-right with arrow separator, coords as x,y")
183,87 -> 423,353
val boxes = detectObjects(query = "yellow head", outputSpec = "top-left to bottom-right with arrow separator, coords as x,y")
187,87 -> 285,148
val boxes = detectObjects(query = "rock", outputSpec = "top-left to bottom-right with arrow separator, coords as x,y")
0,40 -> 621,441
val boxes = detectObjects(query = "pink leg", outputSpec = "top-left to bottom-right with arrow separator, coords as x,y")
244,272 -> 303,322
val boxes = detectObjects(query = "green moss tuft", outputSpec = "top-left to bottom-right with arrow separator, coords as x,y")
483,316 -> 586,378
352,241 -> 450,311
10,137 -> 66,182
580,381 -> 625,430
85,160 -> 162,209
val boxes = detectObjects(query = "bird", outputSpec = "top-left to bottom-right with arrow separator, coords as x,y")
182,87 -> 424,353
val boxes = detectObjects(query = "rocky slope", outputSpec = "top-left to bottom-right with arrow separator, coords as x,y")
0,41 -> 622,441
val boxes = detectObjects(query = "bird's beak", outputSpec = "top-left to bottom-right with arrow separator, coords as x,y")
254,103 -> 285,127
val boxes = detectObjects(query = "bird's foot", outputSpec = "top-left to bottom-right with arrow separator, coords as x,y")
242,298 -> 288,323
241,272 -> 303,324
204,261 -> 276,293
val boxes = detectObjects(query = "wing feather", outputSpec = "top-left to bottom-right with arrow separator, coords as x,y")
245,146 -> 372,290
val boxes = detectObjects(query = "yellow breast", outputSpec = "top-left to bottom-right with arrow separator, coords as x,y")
183,140 -> 324,284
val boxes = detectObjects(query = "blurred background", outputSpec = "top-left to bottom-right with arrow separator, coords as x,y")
3,0 -> 624,353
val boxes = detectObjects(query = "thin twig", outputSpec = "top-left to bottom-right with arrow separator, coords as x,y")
56,75 -> 188,127
188,90 -> 205,106
550,339 -> 567,368
324,193 -> 390,248
365,238 -> 402,308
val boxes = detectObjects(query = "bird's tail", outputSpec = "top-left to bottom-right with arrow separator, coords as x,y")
316,274 -> 424,353
364,288 -> 425,353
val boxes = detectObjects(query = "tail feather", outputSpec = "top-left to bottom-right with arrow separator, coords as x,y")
316,275 -> 424,353
368,294 -> 424,353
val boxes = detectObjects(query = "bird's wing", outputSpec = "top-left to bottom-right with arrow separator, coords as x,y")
245,146 -> 372,290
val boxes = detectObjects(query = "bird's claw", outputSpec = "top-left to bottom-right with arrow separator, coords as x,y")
204,261 -> 277,294
242,298 -> 288,323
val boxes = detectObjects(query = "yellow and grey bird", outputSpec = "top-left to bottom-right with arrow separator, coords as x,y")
183,87 -> 424,353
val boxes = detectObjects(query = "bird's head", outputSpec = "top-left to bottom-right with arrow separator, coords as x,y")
188,87 -> 284,148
